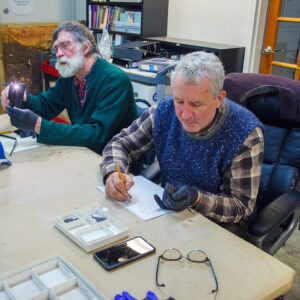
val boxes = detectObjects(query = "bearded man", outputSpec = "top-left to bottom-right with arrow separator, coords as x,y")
1,21 -> 137,154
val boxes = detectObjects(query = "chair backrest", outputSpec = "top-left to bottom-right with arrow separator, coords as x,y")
246,92 -> 300,209
129,98 -> 156,175
224,73 -> 300,211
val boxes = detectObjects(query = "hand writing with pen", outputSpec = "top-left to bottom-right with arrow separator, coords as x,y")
105,165 -> 134,201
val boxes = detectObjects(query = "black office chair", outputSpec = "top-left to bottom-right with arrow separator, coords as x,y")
141,73 -> 300,255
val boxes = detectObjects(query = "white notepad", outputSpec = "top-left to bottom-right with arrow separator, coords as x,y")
0,132 -> 43,154
98,176 -> 169,221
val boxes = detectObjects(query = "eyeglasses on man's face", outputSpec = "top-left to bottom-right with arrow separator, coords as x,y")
156,248 -> 218,294
52,40 -> 74,54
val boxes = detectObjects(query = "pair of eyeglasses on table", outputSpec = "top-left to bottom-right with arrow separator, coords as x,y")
156,248 -> 218,294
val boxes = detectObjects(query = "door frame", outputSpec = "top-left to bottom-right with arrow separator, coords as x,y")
259,0 -> 300,79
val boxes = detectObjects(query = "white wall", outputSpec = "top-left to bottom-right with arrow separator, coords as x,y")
167,0 -> 268,72
0,0 -> 86,23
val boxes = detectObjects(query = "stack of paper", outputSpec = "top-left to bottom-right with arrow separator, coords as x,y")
98,176 -> 169,221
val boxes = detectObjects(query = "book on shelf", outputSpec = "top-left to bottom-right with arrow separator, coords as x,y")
89,5 -> 141,34
111,7 -> 125,30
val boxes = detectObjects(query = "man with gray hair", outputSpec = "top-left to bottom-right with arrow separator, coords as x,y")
1,21 -> 137,154
100,51 -> 264,224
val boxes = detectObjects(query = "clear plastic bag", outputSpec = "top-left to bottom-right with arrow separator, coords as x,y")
98,29 -> 111,61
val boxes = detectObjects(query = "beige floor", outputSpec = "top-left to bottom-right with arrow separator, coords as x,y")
275,228 -> 300,300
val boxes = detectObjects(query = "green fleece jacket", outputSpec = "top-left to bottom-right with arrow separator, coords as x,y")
24,57 -> 137,154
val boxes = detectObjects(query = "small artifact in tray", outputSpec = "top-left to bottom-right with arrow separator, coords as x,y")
55,205 -> 129,252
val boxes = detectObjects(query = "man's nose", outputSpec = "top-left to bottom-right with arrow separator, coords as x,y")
55,48 -> 64,58
181,103 -> 192,119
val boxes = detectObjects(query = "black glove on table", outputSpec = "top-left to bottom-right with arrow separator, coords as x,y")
15,129 -> 37,138
6,106 -> 38,132
154,184 -> 199,211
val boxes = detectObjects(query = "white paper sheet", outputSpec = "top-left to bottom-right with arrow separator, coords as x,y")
98,175 -> 169,221
0,132 -> 43,154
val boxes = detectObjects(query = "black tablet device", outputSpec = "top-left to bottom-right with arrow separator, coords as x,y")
93,236 -> 155,270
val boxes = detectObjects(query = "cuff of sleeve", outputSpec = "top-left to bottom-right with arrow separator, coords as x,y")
36,118 -> 48,143
192,191 -> 212,215
102,163 -> 117,184
191,190 -> 201,208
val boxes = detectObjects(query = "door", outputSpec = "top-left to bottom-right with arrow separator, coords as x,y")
260,0 -> 300,80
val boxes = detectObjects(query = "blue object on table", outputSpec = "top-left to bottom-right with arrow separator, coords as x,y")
114,291 -> 136,300
0,141 -> 12,165
114,291 -> 159,300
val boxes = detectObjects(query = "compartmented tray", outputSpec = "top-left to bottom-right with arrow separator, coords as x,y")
0,254 -> 107,300
55,205 -> 128,252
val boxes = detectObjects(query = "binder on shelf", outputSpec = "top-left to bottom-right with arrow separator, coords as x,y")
138,58 -> 178,72
113,40 -> 160,60
113,57 -> 139,69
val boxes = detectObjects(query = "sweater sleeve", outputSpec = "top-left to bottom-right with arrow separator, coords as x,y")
26,71 -> 136,154
24,78 -> 66,120
100,106 -> 156,180
193,127 -> 264,223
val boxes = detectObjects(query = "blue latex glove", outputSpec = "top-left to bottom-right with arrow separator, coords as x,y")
6,106 -> 38,132
114,290 -> 159,300
154,185 -> 198,211
144,291 -> 159,300
114,291 -> 137,300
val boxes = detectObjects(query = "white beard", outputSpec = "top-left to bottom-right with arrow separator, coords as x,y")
55,47 -> 85,78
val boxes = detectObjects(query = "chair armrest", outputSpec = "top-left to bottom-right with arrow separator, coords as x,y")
248,190 -> 300,236
140,160 -> 160,182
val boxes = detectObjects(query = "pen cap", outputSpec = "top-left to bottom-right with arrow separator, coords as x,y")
8,83 -> 26,108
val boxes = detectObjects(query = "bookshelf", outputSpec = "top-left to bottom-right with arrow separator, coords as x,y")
86,0 -> 169,39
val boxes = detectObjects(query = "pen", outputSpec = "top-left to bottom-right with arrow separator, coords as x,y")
115,165 -> 125,185
0,130 -> 15,135
115,165 -> 130,201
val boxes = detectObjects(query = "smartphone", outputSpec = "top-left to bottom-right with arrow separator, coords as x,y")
8,83 -> 26,108
93,236 -> 155,270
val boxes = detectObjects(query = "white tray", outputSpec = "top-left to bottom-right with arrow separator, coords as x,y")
55,205 -> 128,252
0,254 -> 107,300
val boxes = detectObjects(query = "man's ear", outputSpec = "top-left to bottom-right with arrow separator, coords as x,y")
217,90 -> 226,108
82,41 -> 91,56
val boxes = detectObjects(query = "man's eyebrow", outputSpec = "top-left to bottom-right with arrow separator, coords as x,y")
174,96 -> 183,101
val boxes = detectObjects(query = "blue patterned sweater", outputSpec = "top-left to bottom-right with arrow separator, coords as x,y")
153,95 -> 263,192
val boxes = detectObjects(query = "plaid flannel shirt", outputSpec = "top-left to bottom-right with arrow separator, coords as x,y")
101,105 -> 264,224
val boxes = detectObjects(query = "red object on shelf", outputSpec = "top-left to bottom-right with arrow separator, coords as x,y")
41,61 -> 60,77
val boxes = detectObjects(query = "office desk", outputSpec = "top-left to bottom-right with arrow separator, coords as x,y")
0,143 -> 295,299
